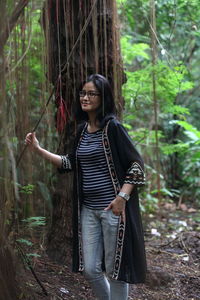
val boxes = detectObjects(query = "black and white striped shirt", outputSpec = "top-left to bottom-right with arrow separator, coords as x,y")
77,129 -> 116,209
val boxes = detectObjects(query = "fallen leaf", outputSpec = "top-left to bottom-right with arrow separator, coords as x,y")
188,208 -> 197,213
164,203 -> 177,211
179,203 -> 188,211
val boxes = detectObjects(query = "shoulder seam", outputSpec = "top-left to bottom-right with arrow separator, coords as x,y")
108,118 -> 121,127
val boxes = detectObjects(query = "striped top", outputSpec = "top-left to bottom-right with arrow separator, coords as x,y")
77,128 -> 116,209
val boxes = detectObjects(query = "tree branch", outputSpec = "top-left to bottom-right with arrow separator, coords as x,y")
0,0 -> 29,54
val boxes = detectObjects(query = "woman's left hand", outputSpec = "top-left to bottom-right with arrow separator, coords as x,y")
104,196 -> 126,222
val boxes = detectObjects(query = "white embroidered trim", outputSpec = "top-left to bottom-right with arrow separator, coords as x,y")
126,162 -> 145,185
103,121 -> 125,280
60,154 -> 72,170
124,179 -> 145,185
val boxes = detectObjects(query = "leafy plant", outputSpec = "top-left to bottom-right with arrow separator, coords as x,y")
118,1 -> 199,211
16,238 -> 33,247
19,184 -> 35,195
173,120 -> 200,203
140,193 -> 159,214
16,238 -> 41,265
22,216 -> 46,227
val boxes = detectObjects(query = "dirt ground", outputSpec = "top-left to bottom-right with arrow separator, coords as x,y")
18,206 -> 200,300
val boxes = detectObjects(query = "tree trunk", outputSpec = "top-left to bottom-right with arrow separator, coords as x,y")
0,246 -> 19,300
43,0 -> 124,262
0,1 -> 30,298
150,0 -> 161,198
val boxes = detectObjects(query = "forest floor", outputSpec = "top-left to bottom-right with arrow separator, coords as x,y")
18,203 -> 200,300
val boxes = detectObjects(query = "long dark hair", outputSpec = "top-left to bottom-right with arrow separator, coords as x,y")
75,74 -> 116,126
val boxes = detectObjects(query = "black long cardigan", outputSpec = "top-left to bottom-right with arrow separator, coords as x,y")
60,116 -> 147,284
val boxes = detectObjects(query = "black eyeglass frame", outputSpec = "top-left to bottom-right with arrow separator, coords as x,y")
79,90 -> 101,98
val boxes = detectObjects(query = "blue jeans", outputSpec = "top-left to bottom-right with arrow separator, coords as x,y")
81,205 -> 129,300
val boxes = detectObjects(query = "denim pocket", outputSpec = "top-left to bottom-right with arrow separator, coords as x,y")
110,209 -> 120,219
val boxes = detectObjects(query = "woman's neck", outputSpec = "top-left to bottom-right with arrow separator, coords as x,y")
87,115 -> 100,133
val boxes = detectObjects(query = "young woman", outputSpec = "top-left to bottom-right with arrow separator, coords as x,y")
25,74 -> 146,300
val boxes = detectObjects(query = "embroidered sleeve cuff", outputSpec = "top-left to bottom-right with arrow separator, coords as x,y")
124,162 -> 145,186
60,154 -> 72,171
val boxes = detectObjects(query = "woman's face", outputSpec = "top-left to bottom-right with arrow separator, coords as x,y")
80,82 -> 101,114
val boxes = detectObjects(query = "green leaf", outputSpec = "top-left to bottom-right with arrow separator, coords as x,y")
19,184 -> 35,195
16,239 -> 33,246
22,216 -> 46,227
163,105 -> 190,115
121,36 -> 150,64
172,120 -> 200,140
26,253 -> 41,258
161,143 -> 189,155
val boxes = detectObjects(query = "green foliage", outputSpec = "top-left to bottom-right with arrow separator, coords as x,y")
118,0 -> 200,212
173,121 -> 200,202
122,62 -> 193,118
121,36 -> 150,63
140,193 -> 159,214
16,238 -> 33,246
116,0 -> 127,4
19,184 -> 35,195
167,121 -> 200,159
173,120 -> 200,141
128,128 -> 164,145
26,253 -> 41,258
161,142 -> 189,155
151,188 -> 180,198
16,238 -> 41,263
119,0 -> 200,124
163,105 -> 190,115
22,216 -> 46,227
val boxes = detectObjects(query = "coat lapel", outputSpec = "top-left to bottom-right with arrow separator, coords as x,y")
102,120 -> 126,280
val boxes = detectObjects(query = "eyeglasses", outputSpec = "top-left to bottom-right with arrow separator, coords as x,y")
79,90 -> 100,98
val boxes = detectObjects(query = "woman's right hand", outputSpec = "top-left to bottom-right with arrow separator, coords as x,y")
25,132 -> 40,151
25,132 -> 62,167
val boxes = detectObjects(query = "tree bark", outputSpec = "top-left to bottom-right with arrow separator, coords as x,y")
0,247 -> 19,300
